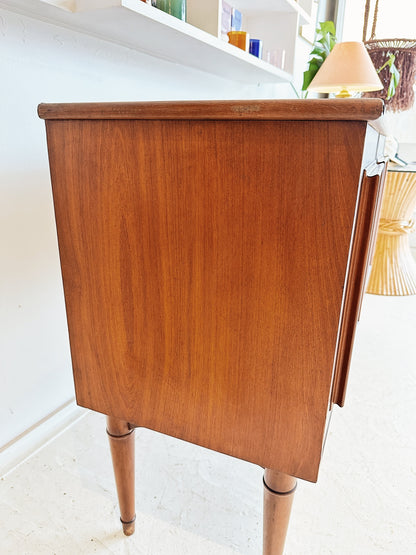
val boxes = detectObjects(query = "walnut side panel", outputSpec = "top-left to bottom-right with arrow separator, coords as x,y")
46,118 -> 368,482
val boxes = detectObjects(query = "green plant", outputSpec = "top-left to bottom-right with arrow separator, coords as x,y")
377,52 -> 400,100
302,21 -> 337,96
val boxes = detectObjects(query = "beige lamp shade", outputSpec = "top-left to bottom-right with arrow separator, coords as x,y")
308,41 -> 383,97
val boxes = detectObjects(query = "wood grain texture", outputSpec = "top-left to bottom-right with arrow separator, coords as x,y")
41,102 -> 383,482
263,470 -> 297,555
332,163 -> 386,407
106,417 -> 136,535
38,98 -> 384,122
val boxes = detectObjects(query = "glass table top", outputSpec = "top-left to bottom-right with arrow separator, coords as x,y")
388,163 -> 416,173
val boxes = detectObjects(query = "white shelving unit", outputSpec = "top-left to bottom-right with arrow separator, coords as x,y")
1,0 -> 313,83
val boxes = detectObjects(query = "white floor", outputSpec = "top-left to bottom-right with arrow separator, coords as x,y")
1,293 -> 416,554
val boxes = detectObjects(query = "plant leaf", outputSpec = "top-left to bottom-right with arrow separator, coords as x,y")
318,21 -> 336,36
310,46 -> 325,57
301,58 -> 322,90
375,52 -> 400,100
302,21 -> 337,91
302,67 -> 318,91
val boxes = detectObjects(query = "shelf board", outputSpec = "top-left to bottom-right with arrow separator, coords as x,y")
1,0 -> 293,84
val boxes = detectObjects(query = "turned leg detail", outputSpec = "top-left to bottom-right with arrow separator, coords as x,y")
106,416 -> 136,536
263,469 -> 297,555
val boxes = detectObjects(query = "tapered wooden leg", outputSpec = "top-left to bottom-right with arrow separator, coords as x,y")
106,416 -> 136,536
263,469 -> 297,555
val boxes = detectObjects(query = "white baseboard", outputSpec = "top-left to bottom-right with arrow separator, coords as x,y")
0,399 -> 86,478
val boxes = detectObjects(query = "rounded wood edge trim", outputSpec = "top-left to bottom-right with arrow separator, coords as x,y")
38,99 -> 384,122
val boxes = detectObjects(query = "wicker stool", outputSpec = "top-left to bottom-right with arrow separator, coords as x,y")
367,167 -> 416,295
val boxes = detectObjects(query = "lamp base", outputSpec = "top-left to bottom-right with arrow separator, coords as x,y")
335,89 -> 352,98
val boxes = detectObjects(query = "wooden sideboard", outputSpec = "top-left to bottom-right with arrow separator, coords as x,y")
39,99 -> 385,553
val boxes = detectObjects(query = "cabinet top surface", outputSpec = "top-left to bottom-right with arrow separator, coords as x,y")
38,99 -> 384,122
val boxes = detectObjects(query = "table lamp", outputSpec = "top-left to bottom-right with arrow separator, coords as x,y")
308,41 -> 383,98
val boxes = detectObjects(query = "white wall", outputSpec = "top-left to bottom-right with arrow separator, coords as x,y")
0,6 -> 296,454
343,0 -> 416,42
